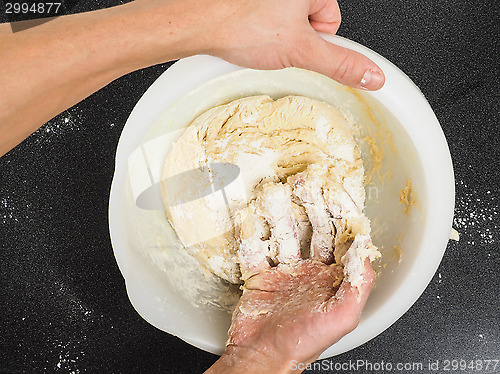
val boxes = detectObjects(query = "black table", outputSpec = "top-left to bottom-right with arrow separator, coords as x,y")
1,1 -> 499,373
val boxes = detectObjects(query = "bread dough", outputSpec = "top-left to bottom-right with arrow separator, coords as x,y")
162,95 -> 379,286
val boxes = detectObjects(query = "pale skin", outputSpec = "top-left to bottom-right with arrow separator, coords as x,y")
207,182 -> 375,373
1,0 -> 379,372
206,260 -> 375,373
0,0 -> 384,157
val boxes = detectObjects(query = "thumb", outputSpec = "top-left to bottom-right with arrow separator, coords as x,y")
324,258 -> 375,336
295,32 -> 385,90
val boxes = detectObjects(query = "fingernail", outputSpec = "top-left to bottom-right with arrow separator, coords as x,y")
359,70 -> 385,90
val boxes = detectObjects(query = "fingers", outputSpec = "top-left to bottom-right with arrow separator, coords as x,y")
237,203 -> 272,278
308,0 -> 341,34
336,257 -> 375,316
290,167 -> 334,264
325,258 -> 374,335
343,257 -> 375,299
293,29 -> 385,90
304,0 -> 385,90
237,183 -> 302,279
208,0 -> 384,91
320,39 -> 386,90
340,233 -> 380,293
256,183 -> 301,265
323,182 -> 371,263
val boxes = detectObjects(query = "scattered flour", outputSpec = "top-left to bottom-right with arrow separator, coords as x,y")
453,180 -> 498,246
33,108 -> 81,143
53,340 -> 85,373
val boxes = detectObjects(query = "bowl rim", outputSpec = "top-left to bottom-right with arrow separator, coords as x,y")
108,35 -> 455,357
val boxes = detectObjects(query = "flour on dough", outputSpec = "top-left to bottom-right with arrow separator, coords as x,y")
162,95 -> 380,288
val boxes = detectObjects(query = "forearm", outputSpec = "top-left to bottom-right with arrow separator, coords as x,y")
0,0 -> 385,157
0,0 -> 221,156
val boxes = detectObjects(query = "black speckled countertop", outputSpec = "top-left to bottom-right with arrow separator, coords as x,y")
1,1 -> 499,373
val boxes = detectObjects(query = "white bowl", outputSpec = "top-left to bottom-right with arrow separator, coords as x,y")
108,35 -> 454,358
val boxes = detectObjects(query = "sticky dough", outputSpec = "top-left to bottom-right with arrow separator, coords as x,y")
162,95 -> 380,287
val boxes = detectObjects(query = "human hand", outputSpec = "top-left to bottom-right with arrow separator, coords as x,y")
220,259 -> 374,373
0,0 -> 384,156
207,0 -> 385,90
206,183 -> 376,373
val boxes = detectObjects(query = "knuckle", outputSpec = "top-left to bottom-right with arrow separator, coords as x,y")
288,33 -> 315,68
334,54 -> 358,83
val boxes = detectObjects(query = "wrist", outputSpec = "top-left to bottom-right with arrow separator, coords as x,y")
206,345 -> 295,374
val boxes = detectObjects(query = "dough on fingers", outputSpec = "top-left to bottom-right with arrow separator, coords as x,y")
162,95 -> 380,289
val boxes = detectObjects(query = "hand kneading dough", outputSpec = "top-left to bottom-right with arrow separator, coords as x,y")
162,95 -> 380,286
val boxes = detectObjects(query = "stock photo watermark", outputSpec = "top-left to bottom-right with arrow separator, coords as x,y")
290,358 -> 499,372
1,0 -> 80,31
